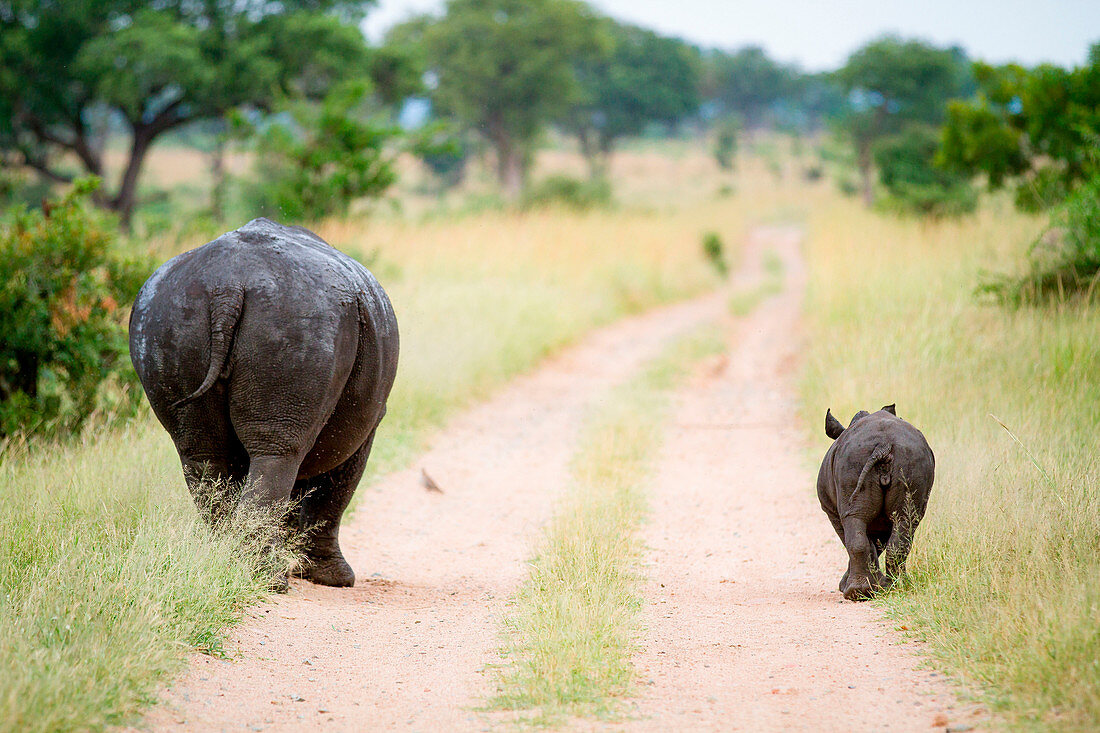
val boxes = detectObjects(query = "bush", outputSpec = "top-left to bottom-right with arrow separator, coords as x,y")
243,81 -> 397,223
713,117 -> 739,171
410,121 -> 468,191
874,124 -> 977,217
1013,166 -> 1071,213
521,175 -> 612,211
836,175 -> 860,197
701,231 -> 728,277
0,179 -> 150,437
0,167 -> 52,210
980,173 -> 1100,305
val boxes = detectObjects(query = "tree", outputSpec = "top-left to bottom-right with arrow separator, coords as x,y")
834,36 -> 972,205
702,47 -> 799,130
0,1 -> 371,228
244,82 -> 398,223
939,47 -> 1100,210
409,120 -> 470,191
564,20 -> 700,179
424,0 -> 601,198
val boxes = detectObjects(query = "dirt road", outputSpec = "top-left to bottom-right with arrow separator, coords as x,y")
142,228 -> 979,732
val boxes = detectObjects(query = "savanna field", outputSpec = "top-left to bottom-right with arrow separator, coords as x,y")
2,136 -> 1099,732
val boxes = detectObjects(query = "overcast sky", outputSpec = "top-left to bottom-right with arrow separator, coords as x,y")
362,0 -> 1100,71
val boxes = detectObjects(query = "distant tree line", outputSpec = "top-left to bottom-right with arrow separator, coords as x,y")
0,0 -> 1097,223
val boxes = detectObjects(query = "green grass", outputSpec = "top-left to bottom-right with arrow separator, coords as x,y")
0,193 -> 730,731
800,194 -> 1100,731
487,325 -> 725,725
0,426 -> 289,732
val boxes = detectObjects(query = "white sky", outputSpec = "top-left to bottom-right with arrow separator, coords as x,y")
362,0 -> 1100,72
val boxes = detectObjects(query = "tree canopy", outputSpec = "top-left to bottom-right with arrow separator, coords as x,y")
703,46 -> 800,129
833,36 -> 973,204
422,0 -> 602,197
0,0 -> 373,226
939,47 -> 1100,210
564,20 -> 700,177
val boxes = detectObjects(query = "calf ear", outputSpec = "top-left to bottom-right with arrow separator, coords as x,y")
825,409 -> 845,440
881,403 -> 896,415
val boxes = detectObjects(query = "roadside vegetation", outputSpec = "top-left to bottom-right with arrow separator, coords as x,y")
800,190 -> 1100,730
488,325 -> 725,724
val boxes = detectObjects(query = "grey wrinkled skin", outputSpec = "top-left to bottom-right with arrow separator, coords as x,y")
129,218 -> 399,588
817,404 -> 934,601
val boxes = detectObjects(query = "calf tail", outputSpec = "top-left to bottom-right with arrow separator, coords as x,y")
843,442 -> 893,518
171,283 -> 245,408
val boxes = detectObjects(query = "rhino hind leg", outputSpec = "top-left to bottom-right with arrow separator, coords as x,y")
182,455 -> 247,527
883,516 -> 919,580
172,393 -> 249,526
293,429 -> 378,587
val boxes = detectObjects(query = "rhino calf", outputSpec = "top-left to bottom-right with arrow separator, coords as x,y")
817,404 -> 934,601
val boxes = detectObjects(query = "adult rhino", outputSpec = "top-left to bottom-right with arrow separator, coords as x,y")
817,404 -> 934,601
129,218 -> 399,587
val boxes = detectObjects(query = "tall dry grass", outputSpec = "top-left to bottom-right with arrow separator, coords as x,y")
800,192 -> 1100,730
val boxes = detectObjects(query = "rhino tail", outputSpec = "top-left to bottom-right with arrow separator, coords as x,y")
844,442 -> 893,516
171,283 -> 245,408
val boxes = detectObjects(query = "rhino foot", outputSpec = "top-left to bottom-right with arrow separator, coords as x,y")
841,572 -> 889,601
270,573 -> 290,594
304,555 -> 355,587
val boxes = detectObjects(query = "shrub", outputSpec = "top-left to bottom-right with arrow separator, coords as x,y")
521,175 -> 612,211
0,179 -> 150,437
410,121 -> 468,191
873,124 -> 977,217
701,231 -> 728,277
0,166 -> 52,210
713,117 -> 739,171
836,175 -> 860,197
980,173 -> 1100,305
243,81 -> 397,223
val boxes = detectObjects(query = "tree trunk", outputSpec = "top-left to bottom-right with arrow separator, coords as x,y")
210,133 -> 227,221
112,126 -> 154,230
578,127 -> 604,180
495,138 -> 524,202
595,132 -> 615,180
858,142 -> 875,207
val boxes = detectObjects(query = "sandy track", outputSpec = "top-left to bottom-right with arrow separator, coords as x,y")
622,227 -> 982,731
141,287 -> 729,732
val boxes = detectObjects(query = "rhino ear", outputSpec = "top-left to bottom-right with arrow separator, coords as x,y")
882,403 -> 896,415
825,409 -> 845,440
